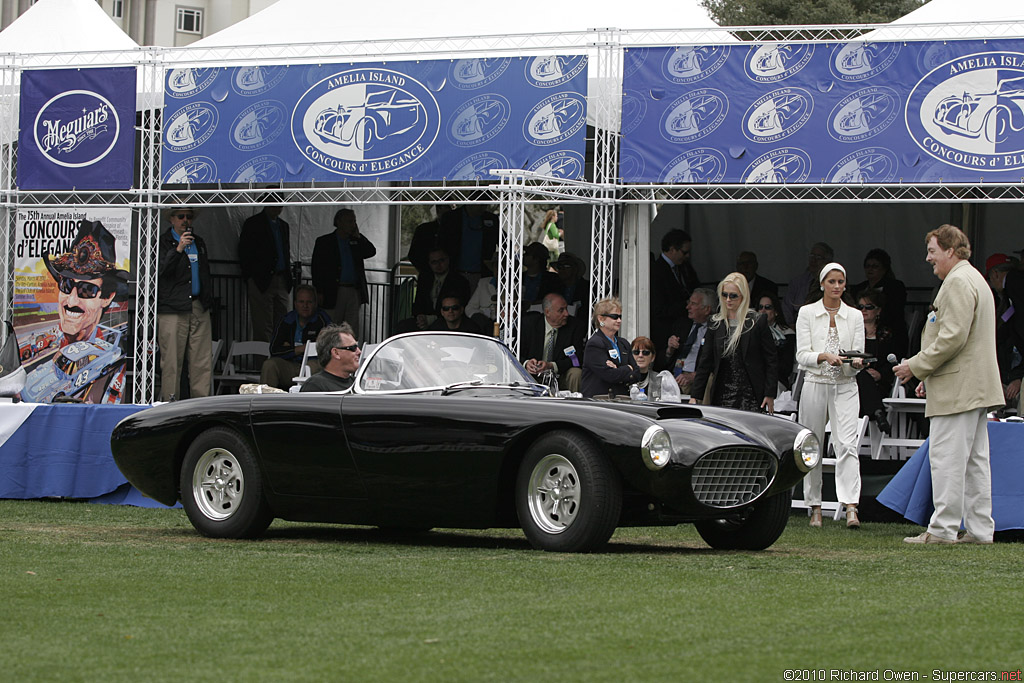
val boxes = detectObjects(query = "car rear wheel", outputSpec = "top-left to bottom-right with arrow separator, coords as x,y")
516,431 -> 621,552
694,491 -> 790,550
180,427 -> 273,539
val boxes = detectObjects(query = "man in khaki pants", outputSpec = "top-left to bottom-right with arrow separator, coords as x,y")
894,225 -> 1004,545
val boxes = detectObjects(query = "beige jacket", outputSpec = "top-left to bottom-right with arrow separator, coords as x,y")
907,259 -> 1004,417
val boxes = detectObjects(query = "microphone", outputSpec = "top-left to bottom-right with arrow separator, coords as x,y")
886,353 -> 899,365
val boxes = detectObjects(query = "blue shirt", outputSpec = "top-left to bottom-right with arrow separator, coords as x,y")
269,218 -> 286,272
171,227 -> 200,296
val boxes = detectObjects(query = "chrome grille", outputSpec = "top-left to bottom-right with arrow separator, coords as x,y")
691,447 -> 777,508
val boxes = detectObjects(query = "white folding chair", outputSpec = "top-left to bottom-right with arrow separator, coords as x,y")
216,341 -> 270,394
291,341 -> 319,387
873,381 -> 927,460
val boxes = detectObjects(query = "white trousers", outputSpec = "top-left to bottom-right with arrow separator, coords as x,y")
800,380 -> 861,506
927,409 -> 995,542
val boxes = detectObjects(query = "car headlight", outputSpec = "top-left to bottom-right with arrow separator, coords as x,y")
641,425 -> 673,471
793,428 -> 820,472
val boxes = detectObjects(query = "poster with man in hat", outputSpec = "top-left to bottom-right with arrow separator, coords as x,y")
13,210 -> 132,403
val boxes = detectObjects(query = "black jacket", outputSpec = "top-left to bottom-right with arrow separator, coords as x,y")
412,271 -> 472,317
238,210 -> 292,292
439,207 -> 499,275
158,228 -> 213,313
691,311 -> 778,403
269,309 -> 332,361
581,330 -> 640,398
311,231 -> 377,308
518,312 -> 586,377
649,253 -> 694,351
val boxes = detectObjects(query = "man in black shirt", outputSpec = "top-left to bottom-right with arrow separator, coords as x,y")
300,323 -> 361,393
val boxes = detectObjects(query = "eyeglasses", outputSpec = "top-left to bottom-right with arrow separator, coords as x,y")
857,304 -> 877,311
58,276 -> 102,299
441,305 -> 462,311
756,304 -> 774,311
334,344 -> 359,353
632,349 -> 653,356
600,313 -> 622,320
722,292 -> 741,300
172,213 -> 194,220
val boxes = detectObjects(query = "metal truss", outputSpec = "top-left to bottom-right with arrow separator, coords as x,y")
496,176 -> 525,357
618,183 -> 1024,204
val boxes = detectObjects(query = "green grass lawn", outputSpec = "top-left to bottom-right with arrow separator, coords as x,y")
1,500 -> 1020,682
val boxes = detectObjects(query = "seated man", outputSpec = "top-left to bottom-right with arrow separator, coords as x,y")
260,285 -> 332,390
395,248 -> 472,334
300,323 -> 361,392
427,295 -> 483,334
519,293 -> 586,393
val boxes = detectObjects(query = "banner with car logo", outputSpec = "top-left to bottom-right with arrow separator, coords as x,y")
161,56 -> 588,184
17,68 -> 136,190
620,39 -> 1024,184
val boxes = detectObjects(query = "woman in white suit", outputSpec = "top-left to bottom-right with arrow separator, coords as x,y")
796,263 -> 866,529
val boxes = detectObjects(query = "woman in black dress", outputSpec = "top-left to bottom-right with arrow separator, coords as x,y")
855,288 -> 896,435
690,272 -> 777,413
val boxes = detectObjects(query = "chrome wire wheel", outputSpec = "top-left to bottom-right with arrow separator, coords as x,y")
192,447 -> 244,521
526,453 -> 581,534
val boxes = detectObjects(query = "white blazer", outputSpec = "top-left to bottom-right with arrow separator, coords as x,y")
795,300 -> 865,380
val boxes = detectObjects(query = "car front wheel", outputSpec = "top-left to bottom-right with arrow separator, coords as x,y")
515,431 -> 621,553
694,491 -> 790,550
180,427 -> 273,539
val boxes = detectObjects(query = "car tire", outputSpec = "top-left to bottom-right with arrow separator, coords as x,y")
180,427 -> 273,539
694,491 -> 790,551
515,431 -> 621,553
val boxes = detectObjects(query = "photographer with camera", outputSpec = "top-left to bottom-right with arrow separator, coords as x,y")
157,206 -> 212,401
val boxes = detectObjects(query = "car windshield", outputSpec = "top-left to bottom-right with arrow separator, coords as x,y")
355,332 -> 535,394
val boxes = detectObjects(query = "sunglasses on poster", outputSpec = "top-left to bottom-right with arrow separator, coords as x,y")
58,276 -> 102,299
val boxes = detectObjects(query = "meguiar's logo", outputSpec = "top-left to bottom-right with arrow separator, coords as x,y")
907,51 -> 1024,172
34,90 -> 118,168
292,68 -> 439,177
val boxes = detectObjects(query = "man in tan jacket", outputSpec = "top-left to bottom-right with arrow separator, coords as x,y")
894,225 -> 1004,545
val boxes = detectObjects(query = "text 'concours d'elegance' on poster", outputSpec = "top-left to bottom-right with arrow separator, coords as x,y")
13,208 -> 133,405
620,38 -> 1024,184
160,56 -> 589,184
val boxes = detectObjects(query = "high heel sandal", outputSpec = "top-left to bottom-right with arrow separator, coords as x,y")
809,506 -> 822,528
846,504 -> 860,529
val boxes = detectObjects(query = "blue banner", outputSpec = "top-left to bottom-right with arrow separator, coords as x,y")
18,67 -> 137,190
161,56 -> 588,184
620,39 -> 1024,184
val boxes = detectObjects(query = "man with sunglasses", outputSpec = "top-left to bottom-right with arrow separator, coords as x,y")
157,206 -> 213,401
427,296 -> 482,334
43,220 -> 129,349
301,323 -> 361,393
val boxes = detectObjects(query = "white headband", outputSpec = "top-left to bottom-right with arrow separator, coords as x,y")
819,262 -> 846,283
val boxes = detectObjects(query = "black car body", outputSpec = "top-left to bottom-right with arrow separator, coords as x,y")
112,332 -> 819,552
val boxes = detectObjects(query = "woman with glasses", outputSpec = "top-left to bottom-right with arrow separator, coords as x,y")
796,263 -> 865,529
690,272 -> 777,413
851,248 -> 908,357
855,289 -> 895,435
581,297 -> 641,398
756,293 -> 796,389
630,336 -> 656,397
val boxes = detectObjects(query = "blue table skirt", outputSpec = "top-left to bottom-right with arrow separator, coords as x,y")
0,403 -> 178,508
877,421 -> 1024,531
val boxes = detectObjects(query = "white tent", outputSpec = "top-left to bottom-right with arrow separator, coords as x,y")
190,0 -> 722,48
0,0 -> 139,58
866,0 -> 1024,41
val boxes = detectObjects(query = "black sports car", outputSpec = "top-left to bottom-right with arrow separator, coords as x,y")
111,332 -> 820,552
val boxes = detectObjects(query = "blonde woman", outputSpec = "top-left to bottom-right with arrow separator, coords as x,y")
690,272 -> 777,413
581,297 -> 640,398
796,262 -> 866,529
